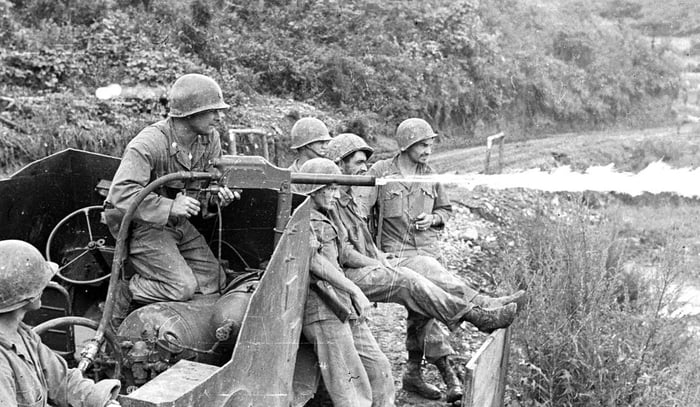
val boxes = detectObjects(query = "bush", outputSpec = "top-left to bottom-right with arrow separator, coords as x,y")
498,209 -> 700,406
10,0 -> 108,26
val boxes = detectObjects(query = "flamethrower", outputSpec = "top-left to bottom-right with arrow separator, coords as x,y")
79,156 -> 382,373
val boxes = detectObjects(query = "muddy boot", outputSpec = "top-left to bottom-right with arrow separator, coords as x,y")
402,352 -> 442,400
473,289 -> 527,312
434,356 -> 462,403
109,279 -> 132,332
461,303 -> 517,334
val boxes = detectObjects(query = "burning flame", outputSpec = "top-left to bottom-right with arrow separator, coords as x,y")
377,161 -> 700,198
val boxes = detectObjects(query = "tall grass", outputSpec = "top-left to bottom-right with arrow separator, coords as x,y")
499,207 -> 700,406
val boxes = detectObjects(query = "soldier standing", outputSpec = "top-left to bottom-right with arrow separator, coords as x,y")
363,118 -> 524,403
0,240 -> 122,407
324,134 -> 522,402
103,73 -> 238,327
287,117 -> 333,171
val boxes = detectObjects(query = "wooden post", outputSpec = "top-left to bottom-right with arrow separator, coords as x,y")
227,129 -> 237,155
483,132 -> 505,174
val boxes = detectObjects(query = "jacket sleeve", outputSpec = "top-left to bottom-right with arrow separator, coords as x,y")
432,181 -> 452,226
0,364 -> 18,407
109,140 -> 174,226
31,329 -> 120,407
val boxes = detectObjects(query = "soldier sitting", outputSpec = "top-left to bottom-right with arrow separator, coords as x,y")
294,159 -> 396,407
103,74 -> 239,329
299,146 -> 522,403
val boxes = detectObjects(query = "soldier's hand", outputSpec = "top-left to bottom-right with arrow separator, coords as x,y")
414,212 -> 433,231
217,186 -> 241,207
351,289 -> 372,319
171,192 -> 201,218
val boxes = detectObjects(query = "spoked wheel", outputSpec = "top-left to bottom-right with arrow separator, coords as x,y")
46,205 -> 116,285
33,316 -> 122,380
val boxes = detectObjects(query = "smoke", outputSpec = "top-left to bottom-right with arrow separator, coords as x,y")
377,161 -> 700,198
95,84 -> 123,100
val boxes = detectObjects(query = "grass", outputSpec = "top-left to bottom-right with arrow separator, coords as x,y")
494,201 -> 700,406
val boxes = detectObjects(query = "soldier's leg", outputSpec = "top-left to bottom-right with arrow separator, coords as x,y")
394,255 -> 526,309
303,319 -> 373,407
404,311 -> 454,399
350,319 -> 396,407
393,255 -> 478,300
128,224 -> 198,303
176,220 -> 225,295
346,265 -> 473,328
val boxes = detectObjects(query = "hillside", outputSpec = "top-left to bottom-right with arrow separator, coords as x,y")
0,0 -> 687,175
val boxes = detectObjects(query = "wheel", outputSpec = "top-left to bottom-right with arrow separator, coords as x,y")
33,316 -> 122,380
46,205 -> 115,285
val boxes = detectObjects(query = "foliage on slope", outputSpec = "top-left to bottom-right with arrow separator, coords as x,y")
0,0 -> 682,171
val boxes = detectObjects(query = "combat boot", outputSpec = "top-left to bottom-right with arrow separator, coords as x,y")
402,354 -> 442,400
461,303 -> 517,333
434,356 -> 462,403
473,289 -> 527,312
109,279 -> 132,332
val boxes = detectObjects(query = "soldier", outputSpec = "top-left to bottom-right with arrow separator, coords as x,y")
103,73 -> 239,327
0,240 -> 122,407
323,134 -> 522,402
363,119 -> 525,402
288,117 -> 333,171
295,159 -> 395,407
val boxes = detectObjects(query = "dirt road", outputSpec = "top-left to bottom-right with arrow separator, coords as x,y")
430,125 -> 699,174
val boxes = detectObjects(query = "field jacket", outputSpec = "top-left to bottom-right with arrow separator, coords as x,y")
365,154 -> 452,258
104,118 -> 221,233
0,323 -> 120,407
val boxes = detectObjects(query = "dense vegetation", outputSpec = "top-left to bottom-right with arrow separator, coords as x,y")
493,200 -> 700,406
0,0 -> 687,172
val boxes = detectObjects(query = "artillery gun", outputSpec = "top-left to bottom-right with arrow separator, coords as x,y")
0,149 -> 510,407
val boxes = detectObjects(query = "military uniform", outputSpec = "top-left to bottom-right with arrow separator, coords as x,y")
104,118 -> 224,304
304,208 -> 395,407
334,187 -> 479,361
0,323 -> 120,407
364,155 -> 476,363
366,156 -> 452,259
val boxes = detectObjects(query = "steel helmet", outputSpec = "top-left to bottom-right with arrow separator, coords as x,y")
0,240 -> 58,313
168,73 -> 230,117
326,133 -> 374,163
292,158 -> 341,195
290,118 -> 332,150
396,118 -> 437,151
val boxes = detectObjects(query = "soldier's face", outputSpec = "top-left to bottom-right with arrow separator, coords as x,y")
306,140 -> 329,158
341,151 -> 368,175
188,109 -> 224,134
406,138 -> 433,165
311,184 -> 340,210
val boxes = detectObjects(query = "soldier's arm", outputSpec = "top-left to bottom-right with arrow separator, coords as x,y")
431,181 -> 452,226
309,252 -> 371,318
0,366 -> 18,407
109,141 -> 174,226
29,328 -> 120,407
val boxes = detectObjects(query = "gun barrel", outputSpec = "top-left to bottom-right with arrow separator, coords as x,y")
290,173 -> 377,186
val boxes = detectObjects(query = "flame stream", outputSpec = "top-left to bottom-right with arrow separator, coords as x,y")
375,161 -> 700,198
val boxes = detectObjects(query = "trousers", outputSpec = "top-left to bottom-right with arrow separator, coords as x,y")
303,318 -> 395,407
390,255 -> 479,362
127,219 -> 224,303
